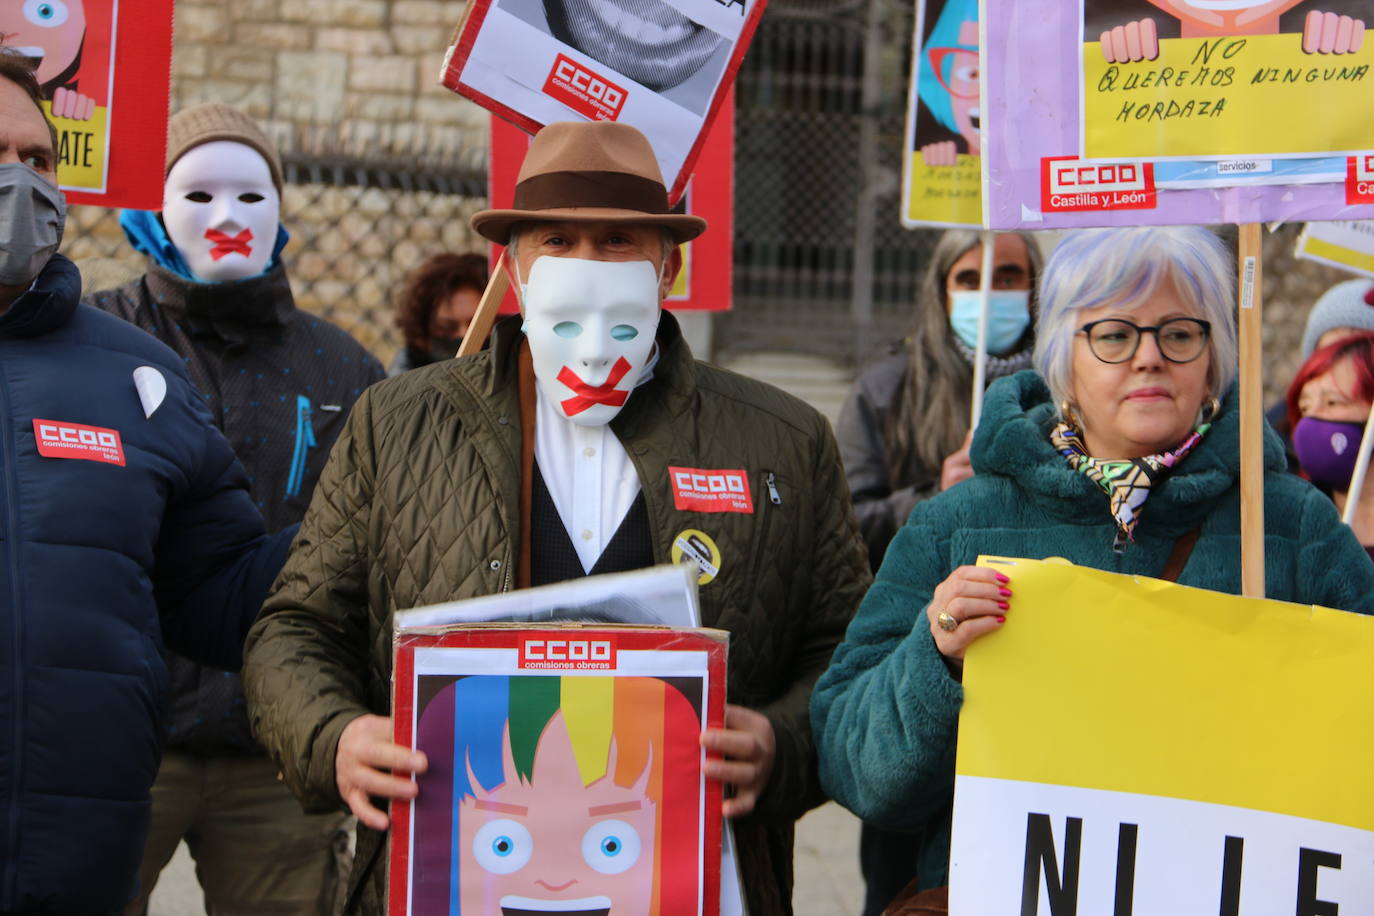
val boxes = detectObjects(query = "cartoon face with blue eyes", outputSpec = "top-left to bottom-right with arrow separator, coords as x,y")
520,255 -> 662,427
0,0 -> 87,90
458,711 -> 657,915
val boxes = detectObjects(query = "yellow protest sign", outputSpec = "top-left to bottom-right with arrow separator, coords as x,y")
44,102 -> 111,194
904,154 -> 982,228
951,556 -> 1374,913
1297,220 -> 1374,278
1083,33 -> 1374,160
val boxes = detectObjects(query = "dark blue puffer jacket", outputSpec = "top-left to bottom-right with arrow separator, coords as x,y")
0,256 -> 293,914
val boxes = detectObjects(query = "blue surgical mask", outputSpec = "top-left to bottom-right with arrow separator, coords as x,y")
948,290 -> 1031,355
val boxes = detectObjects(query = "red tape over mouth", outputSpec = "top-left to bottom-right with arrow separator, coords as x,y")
557,357 -> 633,415
204,228 -> 254,260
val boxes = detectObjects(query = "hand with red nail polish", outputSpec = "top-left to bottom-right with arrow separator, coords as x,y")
926,565 -> 1013,667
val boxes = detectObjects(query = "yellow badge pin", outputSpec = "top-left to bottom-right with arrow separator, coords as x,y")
671,528 -> 722,586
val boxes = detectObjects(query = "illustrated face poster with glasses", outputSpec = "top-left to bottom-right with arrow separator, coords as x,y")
391,627 -> 725,916
900,0 -> 984,227
0,0 -> 115,192
441,0 -> 764,203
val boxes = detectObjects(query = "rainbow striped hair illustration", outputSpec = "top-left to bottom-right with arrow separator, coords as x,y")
412,675 -> 702,915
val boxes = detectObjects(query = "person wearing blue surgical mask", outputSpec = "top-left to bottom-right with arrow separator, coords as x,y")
834,227 -> 1039,916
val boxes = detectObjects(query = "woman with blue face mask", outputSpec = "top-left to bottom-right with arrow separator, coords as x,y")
1286,331 -> 1374,560
833,228 -> 1038,916
837,229 -> 1040,568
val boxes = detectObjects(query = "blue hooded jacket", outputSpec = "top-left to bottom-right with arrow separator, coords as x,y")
0,255 -> 292,913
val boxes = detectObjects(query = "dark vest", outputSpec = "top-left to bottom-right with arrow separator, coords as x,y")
530,461 -> 653,586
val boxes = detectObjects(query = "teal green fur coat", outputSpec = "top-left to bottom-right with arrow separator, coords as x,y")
811,370 -> 1374,890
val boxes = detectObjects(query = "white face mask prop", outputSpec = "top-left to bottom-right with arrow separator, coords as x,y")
520,256 -> 662,427
162,140 -> 279,282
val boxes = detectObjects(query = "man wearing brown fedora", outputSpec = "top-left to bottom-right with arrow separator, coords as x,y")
243,120 -> 871,914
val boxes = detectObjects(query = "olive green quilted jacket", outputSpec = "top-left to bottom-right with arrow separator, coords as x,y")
242,313 -> 871,915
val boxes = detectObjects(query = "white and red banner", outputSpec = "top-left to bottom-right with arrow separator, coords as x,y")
444,0 -> 763,203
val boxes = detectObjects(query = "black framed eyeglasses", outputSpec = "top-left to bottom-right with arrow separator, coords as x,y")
1077,318 -> 1211,364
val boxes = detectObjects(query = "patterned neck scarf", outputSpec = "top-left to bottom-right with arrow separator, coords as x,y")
1050,419 -> 1211,552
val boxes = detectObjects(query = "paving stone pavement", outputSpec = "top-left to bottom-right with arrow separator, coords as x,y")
146,843 -> 203,916
792,802 -> 864,916
149,802 -> 864,915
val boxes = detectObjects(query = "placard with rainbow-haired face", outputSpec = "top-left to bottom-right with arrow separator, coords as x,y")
390,627 -> 727,916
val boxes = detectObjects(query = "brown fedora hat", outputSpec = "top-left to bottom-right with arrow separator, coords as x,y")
471,121 -> 707,245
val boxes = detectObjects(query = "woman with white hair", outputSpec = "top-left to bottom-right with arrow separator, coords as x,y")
812,225 -> 1374,906
835,227 -> 1041,916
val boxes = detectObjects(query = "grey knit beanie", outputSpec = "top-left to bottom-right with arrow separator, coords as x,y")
1301,278 -> 1374,358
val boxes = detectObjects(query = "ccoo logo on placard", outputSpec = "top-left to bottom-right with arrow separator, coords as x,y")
519,635 -> 617,670
1348,154 -> 1374,205
543,54 -> 627,122
1041,157 -> 1157,213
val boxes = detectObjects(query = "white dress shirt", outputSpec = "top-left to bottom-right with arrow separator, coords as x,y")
534,346 -> 658,573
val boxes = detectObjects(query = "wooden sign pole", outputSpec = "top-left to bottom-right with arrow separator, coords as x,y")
1237,224 -> 1265,599
1342,408 -> 1374,526
456,251 -> 512,359
969,230 -> 995,430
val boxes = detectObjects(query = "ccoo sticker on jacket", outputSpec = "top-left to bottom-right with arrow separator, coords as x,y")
669,466 -> 754,514
33,419 -> 125,466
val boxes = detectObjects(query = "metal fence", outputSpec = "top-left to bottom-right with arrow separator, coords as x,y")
61,154 -> 489,365
63,0 -> 943,370
721,0 -> 938,366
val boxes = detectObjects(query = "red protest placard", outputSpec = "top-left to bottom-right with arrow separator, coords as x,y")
487,89 -> 735,312
390,625 -> 727,916
1,0 -> 173,208
444,0 -> 762,205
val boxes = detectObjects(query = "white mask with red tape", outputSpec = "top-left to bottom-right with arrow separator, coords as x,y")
520,256 -> 662,427
162,141 -> 279,282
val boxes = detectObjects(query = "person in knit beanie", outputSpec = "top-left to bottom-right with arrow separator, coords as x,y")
84,103 -> 382,915
114,102 -> 288,284
1266,278 -> 1374,477
1301,278 -> 1374,360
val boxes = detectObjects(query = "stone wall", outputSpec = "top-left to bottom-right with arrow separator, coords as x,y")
61,0 -> 492,367
63,182 -> 488,362
170,0 -> 486,160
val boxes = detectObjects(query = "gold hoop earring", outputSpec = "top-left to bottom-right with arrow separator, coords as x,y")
1202,396 -> 1221,423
